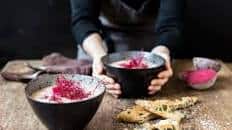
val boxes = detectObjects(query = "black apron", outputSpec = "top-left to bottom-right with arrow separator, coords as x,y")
78,0 -> 160,59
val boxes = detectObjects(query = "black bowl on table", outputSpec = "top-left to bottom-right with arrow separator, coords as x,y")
101,51 -> 166,98
25,74 -> 105,130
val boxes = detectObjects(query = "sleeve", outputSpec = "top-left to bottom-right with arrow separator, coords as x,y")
155,0 -> 184,54
70,0 -> 102,45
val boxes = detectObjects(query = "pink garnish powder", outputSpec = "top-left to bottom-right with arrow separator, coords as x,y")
119,55 -> 148,69
50,76 -> 90,102
183,69 -> 217,85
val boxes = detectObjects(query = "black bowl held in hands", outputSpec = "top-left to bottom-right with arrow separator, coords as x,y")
101,51 -> 166,98
25,74 -> 105,130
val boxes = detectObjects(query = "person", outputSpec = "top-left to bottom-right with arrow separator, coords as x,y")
70,0 -> 183,98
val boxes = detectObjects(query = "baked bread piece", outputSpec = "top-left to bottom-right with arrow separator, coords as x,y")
116,105 -> 157,123
135,100 -> 174,113
134,119 -> 180,130
155,119 -> 180,130
135,96 -> 198,113
117,96 -> 198,124
173,96 -> 198,109
135,97 -> 197,120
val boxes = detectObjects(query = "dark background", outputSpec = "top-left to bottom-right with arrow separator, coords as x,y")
180,0 -> 232,61
0,0 -> 76,67
0,0 -> 231,68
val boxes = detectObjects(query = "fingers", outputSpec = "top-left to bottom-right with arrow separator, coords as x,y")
106,83 -> 120,90
152,48 -> 173,79
150,78 -> 168,86
98,76 -> 121,98
157,62 -> 173,79
106,83 -> 121,98
158,69 -> 173,78
165,62 -> 173,75
149,77 -> 168,95
96,75 -> 115,84
148,85 -> 161,95
92,59 -> 115,83
91,58 -> 122,98
106,89 -> 121,98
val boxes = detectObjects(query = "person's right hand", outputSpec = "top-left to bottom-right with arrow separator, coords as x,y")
92,57 -> 122,98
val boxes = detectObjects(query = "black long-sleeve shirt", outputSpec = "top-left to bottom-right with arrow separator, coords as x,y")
70,0 -> 183,52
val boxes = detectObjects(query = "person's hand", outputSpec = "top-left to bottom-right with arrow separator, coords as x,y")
82,33 -> 122,98
92,56 -> 122,98
149,46 -> 173,95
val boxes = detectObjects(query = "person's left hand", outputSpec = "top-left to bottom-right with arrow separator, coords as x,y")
148,46 -> 173,95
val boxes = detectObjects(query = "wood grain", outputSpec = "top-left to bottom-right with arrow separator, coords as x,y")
1,60 -> 232,130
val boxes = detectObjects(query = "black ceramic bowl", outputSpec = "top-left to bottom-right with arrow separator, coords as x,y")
102,51 -> 165,98
25,74 -> 105,130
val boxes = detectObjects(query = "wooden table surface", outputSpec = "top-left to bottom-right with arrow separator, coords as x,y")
1,60 -> 232,130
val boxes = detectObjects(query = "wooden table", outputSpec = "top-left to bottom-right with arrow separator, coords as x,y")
1,60 -> 232,130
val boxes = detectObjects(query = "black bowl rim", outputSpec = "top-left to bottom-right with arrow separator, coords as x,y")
25,74 -> 106,105
101,51 -> 166,71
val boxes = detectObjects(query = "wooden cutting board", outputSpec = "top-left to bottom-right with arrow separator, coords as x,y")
0,59 -> 232,130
